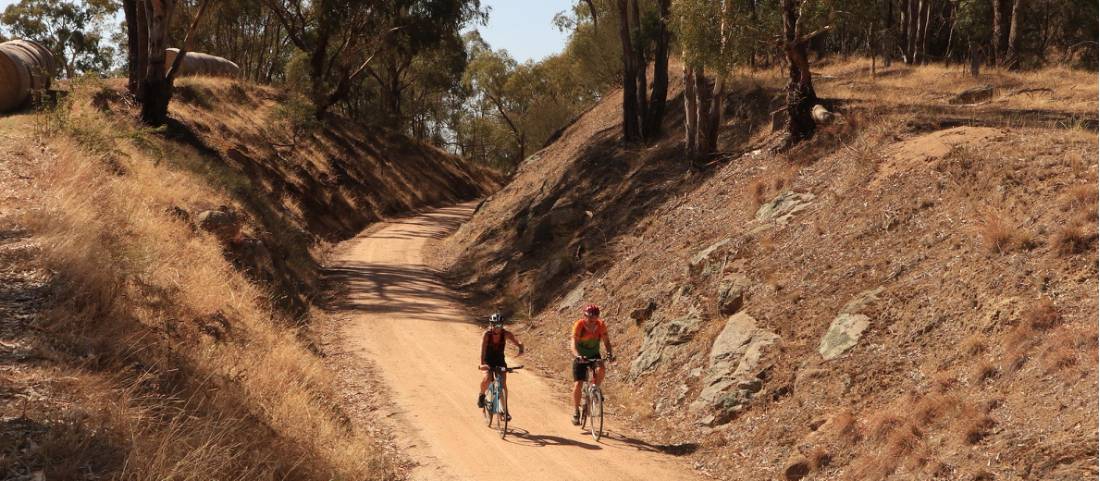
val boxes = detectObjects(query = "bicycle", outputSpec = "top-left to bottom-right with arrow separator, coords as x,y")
481,364 -> 522,439
575,355 -> 613,441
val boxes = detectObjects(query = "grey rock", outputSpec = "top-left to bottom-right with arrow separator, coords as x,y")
196,208 -> 241,243
949,84 -> 994,105
547,201 -> 585,230
691,312 -> 779,425
558,284 -> 586,312
755,191 -> 815,224
840,287 -> 883,314
629,299 -> 658,324
630,313 -> 703,377
536,255 -> 573,286
818,313 -> 871,360
687,238 -> 731,276
716,273 -> 751,316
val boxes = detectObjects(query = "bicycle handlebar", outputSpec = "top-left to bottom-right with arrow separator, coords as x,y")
480,365 -> 524,372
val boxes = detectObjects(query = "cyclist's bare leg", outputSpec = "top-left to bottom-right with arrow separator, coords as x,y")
572,381 -> 583,410
500,371 -> 509,414
594,363 -> 606,386
480,371 -> 491,393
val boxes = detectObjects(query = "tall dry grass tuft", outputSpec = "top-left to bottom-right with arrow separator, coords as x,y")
977,211 -> 1034,254
1023,298 -> 1061,331
21,80 -> 399,480
1051,221 -> 1097,255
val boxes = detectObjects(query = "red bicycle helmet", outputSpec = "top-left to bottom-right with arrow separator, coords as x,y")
582,304 -> 600,317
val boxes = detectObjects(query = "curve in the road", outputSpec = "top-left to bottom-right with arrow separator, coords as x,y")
330,203 -> 704,481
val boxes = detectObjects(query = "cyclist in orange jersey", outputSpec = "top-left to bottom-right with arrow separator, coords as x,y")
570,304 -> 614,425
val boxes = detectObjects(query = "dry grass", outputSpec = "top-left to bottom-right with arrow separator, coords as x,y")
852,393 -> 998,478
958,407 -> 996,444
959,334 -> 987,357
1051,220 -> 1097,255
971,361 -> 1000,385
1039,326 -> 1088,376
18,81 -> 400,480
1023,298 -> 1062,331
977,211 -> 1035,254
808,446 -> 832,470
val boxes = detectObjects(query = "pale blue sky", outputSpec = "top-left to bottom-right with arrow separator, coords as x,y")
475,0 -> 573,62
0,0 -> 574,63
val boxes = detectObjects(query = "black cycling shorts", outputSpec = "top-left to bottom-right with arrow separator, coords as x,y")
484,352 -> 506,370
572,355 -> 602,382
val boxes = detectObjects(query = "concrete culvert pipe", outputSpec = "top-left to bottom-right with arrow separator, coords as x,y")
0,39 -> 56,113
165,48 -> 240,78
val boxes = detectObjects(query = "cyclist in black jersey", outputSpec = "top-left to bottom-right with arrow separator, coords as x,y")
478,313 -> 524,417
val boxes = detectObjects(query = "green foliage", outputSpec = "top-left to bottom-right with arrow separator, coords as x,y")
1,0 -> 120,78
451,18 -> 614,170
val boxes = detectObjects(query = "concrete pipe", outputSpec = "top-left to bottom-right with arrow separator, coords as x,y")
0,39 -> 56,113
165,48 -> 240,78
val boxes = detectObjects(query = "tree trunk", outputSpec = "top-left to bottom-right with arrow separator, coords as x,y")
694,66 -> 712,155
914,0 -> 925,63
631,0 -> 648,127
899,0 -> 909,62
701,77 -> 724,155
1004,0 -> 1023,69
683,61 -> 698,158
140,0 -> 175,126
991,0 -> 1005,65
906,0 -> 918,63
618,0 -> 641,142
643,0 -> 671,141
884,0 -> 894,67
781,0 -> 820,146
944,0 -> 957,65
921,0 -> 932,63
700,0 -> 730,155
123,0 -> 146,97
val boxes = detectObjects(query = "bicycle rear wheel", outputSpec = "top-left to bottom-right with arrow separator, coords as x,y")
589,388 -> 603,441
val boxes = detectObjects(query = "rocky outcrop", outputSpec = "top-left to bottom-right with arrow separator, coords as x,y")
755,191 -> 815,225
630,312 -> 703,377
948,84 -> 994,105
197,208 -> 243,244
691,312 -> 779,426
818,288 -> 882,360
629,299 -> 658,325
716,273 -> 751,316
687,239 -> 731,276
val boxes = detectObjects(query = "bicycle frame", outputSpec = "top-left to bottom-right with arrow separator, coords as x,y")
576,357 -> 609,441
482,365 -> 521,439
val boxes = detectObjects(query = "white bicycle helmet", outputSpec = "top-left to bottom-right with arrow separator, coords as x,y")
489,312 -> 504,326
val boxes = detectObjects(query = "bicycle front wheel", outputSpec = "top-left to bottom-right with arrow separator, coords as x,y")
589,388 -> 603,441
484,387 -> 495,428
498,388 -> 508,439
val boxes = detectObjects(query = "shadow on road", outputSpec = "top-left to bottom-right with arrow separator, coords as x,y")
503,428 -> 602,450
598,431 -> 700,456
321,204 -> 479,324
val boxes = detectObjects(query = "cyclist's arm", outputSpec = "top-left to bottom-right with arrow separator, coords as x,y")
479,332 -> 488,366
505,331 -> 525,354
601,331 -> 614,359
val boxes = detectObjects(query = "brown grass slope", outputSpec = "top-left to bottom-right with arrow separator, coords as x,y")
0,78 -> 495,480
434,60 -> 1098,480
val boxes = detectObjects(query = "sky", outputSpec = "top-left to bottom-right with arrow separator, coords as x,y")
0,0 -> 574,64
474,0 -> 573,62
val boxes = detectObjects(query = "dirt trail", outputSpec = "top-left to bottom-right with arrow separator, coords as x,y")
330,203 -> 704,481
